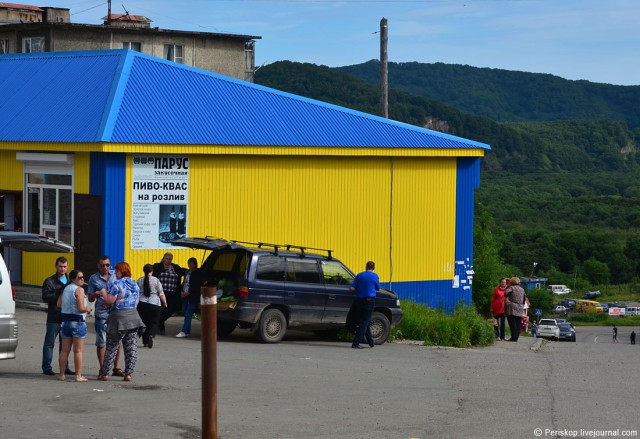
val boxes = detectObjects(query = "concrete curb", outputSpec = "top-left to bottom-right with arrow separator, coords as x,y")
530,338 -> 545,351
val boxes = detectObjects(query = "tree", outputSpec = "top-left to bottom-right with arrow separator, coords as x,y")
583,257 -> 611,285
473,207 -> 507,317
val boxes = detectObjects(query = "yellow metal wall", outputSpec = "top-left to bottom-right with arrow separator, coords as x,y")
123,154 -> 458,284
74,152 -> 91,194
390,158 -> 457,282
8,149 -> 459,285
0,150 -> 22,190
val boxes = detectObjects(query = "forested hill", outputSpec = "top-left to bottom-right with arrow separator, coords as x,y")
255,61 -> 640,288
336,61 -> 640,129
255,61 -> 640,174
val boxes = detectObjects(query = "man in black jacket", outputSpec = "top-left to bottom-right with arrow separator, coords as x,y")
41,256 -> 72,376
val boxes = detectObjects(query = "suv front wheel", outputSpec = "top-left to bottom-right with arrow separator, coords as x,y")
255,308 -> 287,343
370,311 -> 391,345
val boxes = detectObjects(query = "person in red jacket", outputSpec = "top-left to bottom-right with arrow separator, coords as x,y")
491,278 -> 508,341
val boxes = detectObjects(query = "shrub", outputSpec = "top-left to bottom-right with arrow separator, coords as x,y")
392,301 -> 495,347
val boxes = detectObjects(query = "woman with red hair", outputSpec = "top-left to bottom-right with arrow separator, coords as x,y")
97,262 -> 145,382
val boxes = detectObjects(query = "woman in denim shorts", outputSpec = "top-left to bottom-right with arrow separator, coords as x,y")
59,270 -> 92,382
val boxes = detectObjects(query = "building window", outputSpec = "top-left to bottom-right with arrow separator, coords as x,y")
18,154 -> 74,245
22,37 -> 45,53
1,40 -> 9,54
164,44 -> 183,63
123,41 -> 142,52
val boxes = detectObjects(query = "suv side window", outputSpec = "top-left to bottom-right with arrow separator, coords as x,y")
286,259 -> 321,284
321,260 -> 354,285
256,255 -> 285,281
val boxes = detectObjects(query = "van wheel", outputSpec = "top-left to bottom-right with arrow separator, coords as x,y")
255,308 -> 287,343
217,320 -> 237,338
370,311 -> 391,345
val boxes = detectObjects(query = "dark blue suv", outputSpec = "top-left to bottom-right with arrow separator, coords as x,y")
173,237 -> 403,344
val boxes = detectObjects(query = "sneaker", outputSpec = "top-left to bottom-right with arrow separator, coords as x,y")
43,370 -> 55,376
175,332 -> 189,338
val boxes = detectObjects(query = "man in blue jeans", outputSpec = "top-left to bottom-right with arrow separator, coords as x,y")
41,256 -> 73,375
351,261 -> 379,349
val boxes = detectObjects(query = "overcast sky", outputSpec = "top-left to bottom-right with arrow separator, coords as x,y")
40,0 -> 640,86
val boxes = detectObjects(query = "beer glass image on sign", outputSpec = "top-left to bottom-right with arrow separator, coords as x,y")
158,205 -> 187,244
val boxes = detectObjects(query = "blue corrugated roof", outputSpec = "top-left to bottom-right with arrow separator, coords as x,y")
0,50 -> 490,150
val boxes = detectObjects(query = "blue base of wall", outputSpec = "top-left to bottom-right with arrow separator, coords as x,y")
381,280 -> 471,314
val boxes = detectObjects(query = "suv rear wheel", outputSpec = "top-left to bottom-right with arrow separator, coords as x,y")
370,311 -> 391,345
255,308 -> 287,343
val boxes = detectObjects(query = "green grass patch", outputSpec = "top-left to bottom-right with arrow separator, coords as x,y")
392,301 -> 495,347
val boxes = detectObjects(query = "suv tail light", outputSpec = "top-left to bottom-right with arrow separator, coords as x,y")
11,286 -> 16,302
236,287 -> 249,299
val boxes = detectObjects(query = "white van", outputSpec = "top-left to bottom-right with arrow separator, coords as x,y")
625,306 -> 638,316
0,232 -> 73,360
548,285 -> 572,295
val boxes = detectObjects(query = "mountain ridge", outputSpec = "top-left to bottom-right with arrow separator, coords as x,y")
337,60 -> 640,129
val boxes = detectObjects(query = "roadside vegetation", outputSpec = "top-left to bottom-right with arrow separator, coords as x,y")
391,301 -> 495,348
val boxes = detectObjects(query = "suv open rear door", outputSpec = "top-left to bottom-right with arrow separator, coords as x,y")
171,236 -> 238,251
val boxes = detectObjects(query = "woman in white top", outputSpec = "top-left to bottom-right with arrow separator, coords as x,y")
58,270 -> 92,382
136,264 -> 166,348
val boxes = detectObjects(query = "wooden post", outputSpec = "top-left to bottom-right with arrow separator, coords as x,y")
380,17 -> 388,118
201,286 -> 218,439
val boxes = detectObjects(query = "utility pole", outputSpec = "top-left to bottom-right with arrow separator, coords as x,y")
380,17 -> 388,118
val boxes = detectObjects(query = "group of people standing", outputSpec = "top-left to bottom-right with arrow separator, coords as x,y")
41,252 -> 201,382
491,277 -> 528,342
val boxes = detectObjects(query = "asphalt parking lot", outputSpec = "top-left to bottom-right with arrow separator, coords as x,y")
1,308 -> 639,439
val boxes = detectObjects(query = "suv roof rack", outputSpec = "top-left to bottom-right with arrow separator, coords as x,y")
224,239 -> 333,259
285,244 -> 333,260
231,240 -> 284,255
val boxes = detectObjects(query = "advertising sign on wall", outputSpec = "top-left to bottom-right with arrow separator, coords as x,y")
131,155 -> 189,250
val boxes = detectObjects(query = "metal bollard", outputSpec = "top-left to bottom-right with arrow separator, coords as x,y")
201,286 -> 218,439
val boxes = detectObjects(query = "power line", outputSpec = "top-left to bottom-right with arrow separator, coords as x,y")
71,2 -> 108,16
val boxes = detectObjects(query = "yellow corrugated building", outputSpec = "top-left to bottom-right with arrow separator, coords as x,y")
0,50 -> 489,311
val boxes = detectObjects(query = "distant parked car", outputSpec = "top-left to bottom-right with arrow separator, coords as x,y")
558,323 -> 576,342
582,291 -> 601,300
548,285 -> 572,295
559,299 -> 577,309
599,303 -> 609,312
554,305 -> 569,315
575,299 -> 604,313
537,319 -> 560,341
